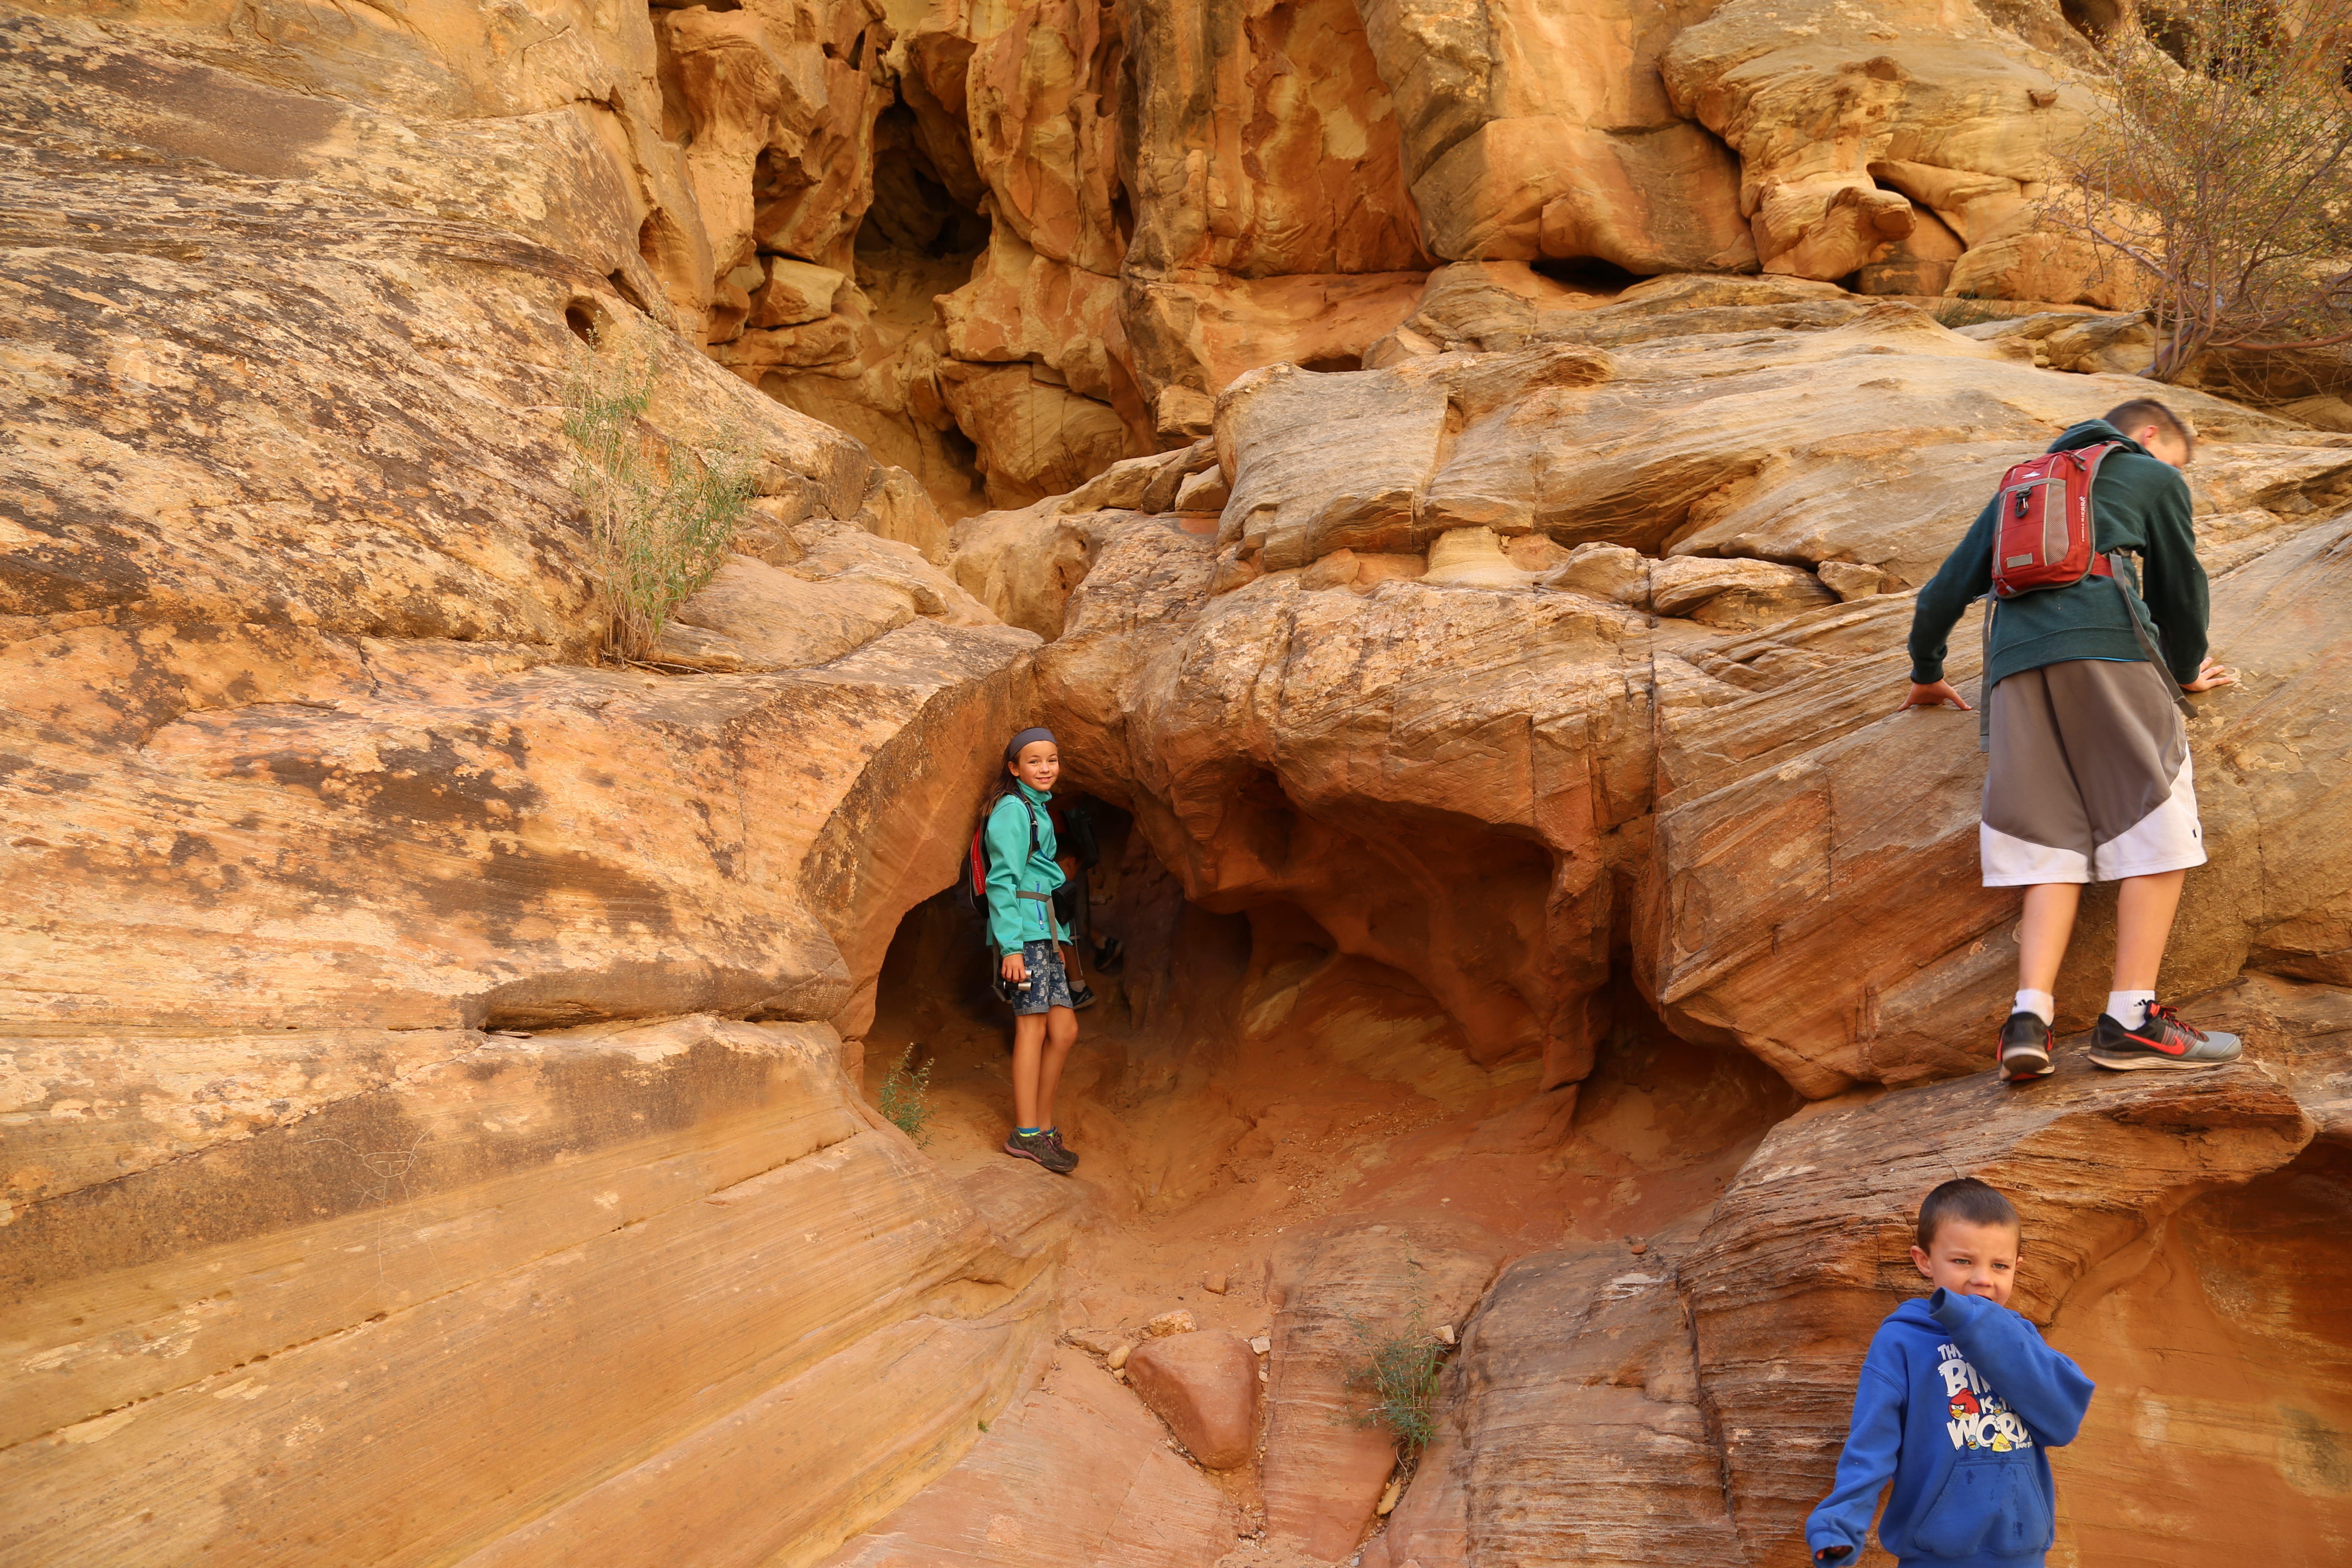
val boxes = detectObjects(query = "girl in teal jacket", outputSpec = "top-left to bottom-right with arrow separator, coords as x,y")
986,727 -> 1080,1175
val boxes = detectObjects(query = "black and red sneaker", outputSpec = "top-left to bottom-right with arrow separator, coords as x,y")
2088,1004 -> 2243,1071
1997,1011 -> 2054,1081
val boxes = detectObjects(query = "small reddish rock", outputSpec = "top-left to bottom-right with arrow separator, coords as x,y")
1203,1271 -> 1228,1295
1124,1330 -> 1262,1470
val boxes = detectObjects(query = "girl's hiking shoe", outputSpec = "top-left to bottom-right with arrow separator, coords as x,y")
1997,1012 -> 2054,1081
1004,1129 -> 1078,1175
1044,1129 -> 1079,1171
2088,1004 -> 2243,1070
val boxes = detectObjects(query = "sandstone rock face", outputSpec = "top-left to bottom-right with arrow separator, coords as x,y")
21,3 -> 2352,1567
817,1353 -> 1237,1567
1124,1329 -> 1263,1469
1014,299 -> 2336,1115
629,0 -> 2287,523
1662,0 -> 2125,301
1361,0 -> 1751,275
1,7 -> 1075,1562
1,1015 -> 1078,1568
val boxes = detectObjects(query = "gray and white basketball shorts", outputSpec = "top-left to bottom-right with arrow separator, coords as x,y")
1980,658 -> 2205,887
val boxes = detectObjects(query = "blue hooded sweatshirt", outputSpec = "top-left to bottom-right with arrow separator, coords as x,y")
1807,1289 -> 2095,1567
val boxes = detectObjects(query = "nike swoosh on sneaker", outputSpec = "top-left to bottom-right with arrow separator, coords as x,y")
2118,1026 -> 2191,1054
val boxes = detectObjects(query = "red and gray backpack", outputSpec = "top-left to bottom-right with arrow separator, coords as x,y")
952,792 -> 1038,916
1989,441 -> 2123,599
1978,440 -> 2190,745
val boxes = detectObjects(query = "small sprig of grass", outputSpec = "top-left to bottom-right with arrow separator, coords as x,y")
879,1044 -> 934,1147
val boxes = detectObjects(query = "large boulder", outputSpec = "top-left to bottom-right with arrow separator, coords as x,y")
1124,1329 -> 1264,1469
1662,0 -> 2125,301
1641,501 -> 2352,1093
1360,0 -> 1753,274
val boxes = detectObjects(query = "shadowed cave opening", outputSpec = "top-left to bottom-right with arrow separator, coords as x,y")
1531,254 -> 1646,292
856,793 -> 1803,1334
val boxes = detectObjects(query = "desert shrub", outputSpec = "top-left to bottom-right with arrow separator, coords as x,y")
2061,0 -> 2352,380
1343,1256 -> 1454,1455
561,344 -> 757,661
1930,293 -> 2006,330
879,1044 -> 935,1146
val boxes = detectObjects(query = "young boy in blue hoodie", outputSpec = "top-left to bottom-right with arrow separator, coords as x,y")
1807,1178 -> 2096,1566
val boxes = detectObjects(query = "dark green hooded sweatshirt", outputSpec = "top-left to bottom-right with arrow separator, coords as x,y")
1908,420 -> 2210,693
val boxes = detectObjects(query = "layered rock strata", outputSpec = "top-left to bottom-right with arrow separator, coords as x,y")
986,287 -> 2352,1112
0,7 -> 1089,1562
666,0 -> 2195,513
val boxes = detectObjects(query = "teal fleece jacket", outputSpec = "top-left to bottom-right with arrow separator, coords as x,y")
983,782 -> 1068,952
1908,420 -> 2210,692
1807,1289 -> 2095,1568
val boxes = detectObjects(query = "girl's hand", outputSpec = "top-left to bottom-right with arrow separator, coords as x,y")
2181,655 -> 2236,693
1000,951 -> 1028,983
1901,679 -> 1972,711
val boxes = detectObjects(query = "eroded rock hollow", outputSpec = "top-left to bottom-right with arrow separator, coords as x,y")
4,1 -> 2350,1565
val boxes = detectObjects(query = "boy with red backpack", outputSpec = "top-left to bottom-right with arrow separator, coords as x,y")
1902,400 -> 2242,1081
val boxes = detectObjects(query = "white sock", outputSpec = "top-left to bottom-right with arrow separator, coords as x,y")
2106,990 -> 2156,1027
2012,989 -> 2054,1026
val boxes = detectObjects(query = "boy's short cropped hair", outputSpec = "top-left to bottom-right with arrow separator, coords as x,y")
2102,397 -> 2196,459
1916,1176 -> 2020,1250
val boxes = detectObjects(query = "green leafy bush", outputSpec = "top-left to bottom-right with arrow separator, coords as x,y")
879,1045 -> 935,1147
1343,1257 -> 1453,1454
560,344 -> 757,662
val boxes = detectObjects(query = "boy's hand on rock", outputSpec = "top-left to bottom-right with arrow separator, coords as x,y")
1901,680 -> 1972,712
1000,952 -> 1028,983
2181,655 -> 2236,693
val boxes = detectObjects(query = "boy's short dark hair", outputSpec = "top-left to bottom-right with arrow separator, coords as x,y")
2102,398 -> 2196,458
1916,1177 -> 2020,1250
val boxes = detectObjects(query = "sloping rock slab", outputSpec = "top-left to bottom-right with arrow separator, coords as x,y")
816,1351 -> 1235,1568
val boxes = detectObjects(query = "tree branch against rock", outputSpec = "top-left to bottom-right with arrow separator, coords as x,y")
2061,0 -> 2352,380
